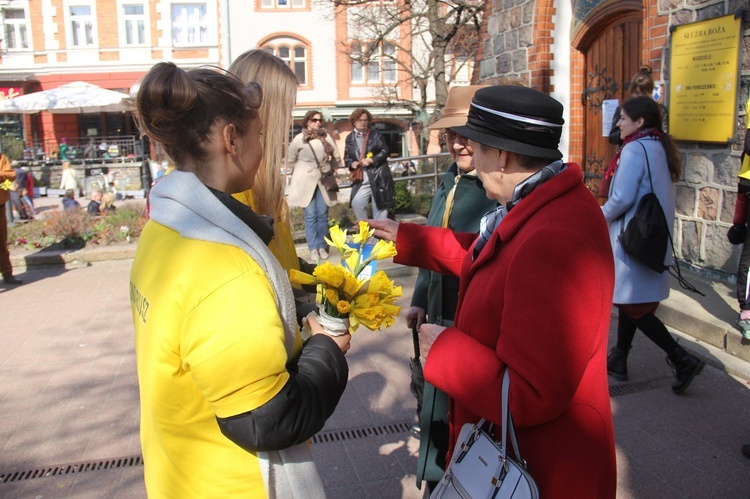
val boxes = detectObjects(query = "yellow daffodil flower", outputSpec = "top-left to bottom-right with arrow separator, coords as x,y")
324,288 -> 339,305
289,269 -> 319,286
336,300 -> 351,314
369,239 -> 397,261
313,262 -> 346,288
342,274 -> 364,298
325,225 -> 353,257
351,220 -> 375,245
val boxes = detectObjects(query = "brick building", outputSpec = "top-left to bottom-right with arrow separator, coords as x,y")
478,0 -> 750,274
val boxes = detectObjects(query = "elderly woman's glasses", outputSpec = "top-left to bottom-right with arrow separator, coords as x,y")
440,132 -> 457,143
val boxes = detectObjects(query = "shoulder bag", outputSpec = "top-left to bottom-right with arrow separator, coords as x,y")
349,130 -> 369,183
308,142 -> 339,196
430,369 -> 539,499
618,142 -> 704,295
618,142 -> 670,273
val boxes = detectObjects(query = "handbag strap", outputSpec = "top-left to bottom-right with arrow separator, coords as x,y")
501,369 -> 524,465
638,141 -> 655,194
638,142 -> 704,295
307,141 -> 322,169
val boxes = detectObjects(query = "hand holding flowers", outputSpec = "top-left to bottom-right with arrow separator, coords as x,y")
290,221 -> 401,335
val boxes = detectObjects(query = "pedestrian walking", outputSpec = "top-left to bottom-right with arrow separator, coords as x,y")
602,96 -> 704,394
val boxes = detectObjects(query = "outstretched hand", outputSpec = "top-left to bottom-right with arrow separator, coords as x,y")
366,218 -> 400,243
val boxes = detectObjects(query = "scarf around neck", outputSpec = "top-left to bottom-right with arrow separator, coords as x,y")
600,127 -> 662,199
303,128 -> 334,157
473,160 -> 566,260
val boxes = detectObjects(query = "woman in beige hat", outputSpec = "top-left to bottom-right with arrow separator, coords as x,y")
406,84 -> 497,492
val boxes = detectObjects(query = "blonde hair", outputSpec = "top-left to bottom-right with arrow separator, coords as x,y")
228,49 -> 298,225
100,192 -> 115,211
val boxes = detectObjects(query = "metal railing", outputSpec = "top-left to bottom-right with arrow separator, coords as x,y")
18,136 -> 144,165
324,152 -> 452,191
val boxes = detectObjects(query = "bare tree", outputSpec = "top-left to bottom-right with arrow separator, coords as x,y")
329,0 -> 483,151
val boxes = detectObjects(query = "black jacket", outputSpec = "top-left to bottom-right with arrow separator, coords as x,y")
344,128 -> 394,209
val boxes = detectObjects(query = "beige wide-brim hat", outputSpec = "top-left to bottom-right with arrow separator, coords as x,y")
428,85 -> 491,130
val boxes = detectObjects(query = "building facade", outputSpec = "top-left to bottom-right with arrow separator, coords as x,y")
478,0 -> 749,275
226,0 -> 478,158
0,0 -> 225,161
0,0 -> 476,164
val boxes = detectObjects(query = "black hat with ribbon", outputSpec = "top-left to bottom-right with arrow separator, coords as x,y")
452,85 -> 564,160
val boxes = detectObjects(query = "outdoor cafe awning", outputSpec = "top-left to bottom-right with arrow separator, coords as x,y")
0,81 -> 132,114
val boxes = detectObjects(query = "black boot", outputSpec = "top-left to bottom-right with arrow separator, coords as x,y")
607,346 -> 630,382
666,343 -> 705,394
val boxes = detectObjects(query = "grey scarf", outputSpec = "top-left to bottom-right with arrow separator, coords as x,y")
473,160 -> 566,260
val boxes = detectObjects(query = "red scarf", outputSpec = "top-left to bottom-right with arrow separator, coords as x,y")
599,128 -> 663,200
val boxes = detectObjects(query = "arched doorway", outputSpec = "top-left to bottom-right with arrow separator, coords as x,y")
577,7 -> 642,198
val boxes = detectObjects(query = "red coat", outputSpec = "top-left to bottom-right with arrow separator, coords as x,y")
395,164 -> 616,498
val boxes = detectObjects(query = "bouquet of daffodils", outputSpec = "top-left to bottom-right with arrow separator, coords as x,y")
0,179 -> 12,190
289,221 -> 402,335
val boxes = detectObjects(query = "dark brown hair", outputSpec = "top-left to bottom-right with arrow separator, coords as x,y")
621,96 -> 681,181
302,109 -> 323,129
135,62 -> 262,172
349,108 -> 372,126
628,65 -> 655,97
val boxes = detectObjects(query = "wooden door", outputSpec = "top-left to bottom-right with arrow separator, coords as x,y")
582,14 -> 641,199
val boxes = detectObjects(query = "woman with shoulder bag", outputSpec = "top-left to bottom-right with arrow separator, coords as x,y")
287,110 -> 342,261
344,108 -> 393,220
602,96 -> 704,394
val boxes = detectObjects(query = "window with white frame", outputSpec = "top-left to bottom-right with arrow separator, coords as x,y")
351,41 -> 397,84
69,4 -> 95,47
259,0 -> 306,9
2,8 -> 29,50
122,3 -> 147,46
263,39 -> 309,85
171,2 -> 207,46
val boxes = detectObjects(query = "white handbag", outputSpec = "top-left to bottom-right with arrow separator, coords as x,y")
430,370 -> 539,499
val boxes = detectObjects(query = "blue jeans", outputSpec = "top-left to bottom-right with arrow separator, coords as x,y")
304,187 -> 329,251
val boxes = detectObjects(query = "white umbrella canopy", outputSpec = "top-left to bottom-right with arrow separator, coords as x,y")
0,81 -> 132,114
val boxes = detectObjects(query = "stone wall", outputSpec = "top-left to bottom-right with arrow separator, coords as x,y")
479,0 -> 750,275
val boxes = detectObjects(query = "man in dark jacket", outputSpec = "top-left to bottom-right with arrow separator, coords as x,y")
344,108 -> 393,220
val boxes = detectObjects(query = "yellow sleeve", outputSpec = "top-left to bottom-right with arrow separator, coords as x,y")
181,269 -> 291,418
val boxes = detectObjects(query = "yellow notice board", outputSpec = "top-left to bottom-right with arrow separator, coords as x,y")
669,14 -> 741,142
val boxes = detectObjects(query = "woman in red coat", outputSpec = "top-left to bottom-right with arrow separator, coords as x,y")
370,86 -> 616,498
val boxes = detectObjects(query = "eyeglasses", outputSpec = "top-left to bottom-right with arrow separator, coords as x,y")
310,118 -> 322,123
440,131 -> 457,143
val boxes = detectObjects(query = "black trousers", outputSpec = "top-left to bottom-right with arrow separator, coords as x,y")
738,206 -> 750,310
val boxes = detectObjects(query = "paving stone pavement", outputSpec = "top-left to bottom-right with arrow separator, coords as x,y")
1,257 -> 750,497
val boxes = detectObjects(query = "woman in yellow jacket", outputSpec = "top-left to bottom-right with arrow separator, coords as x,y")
131,62 -> 350,498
